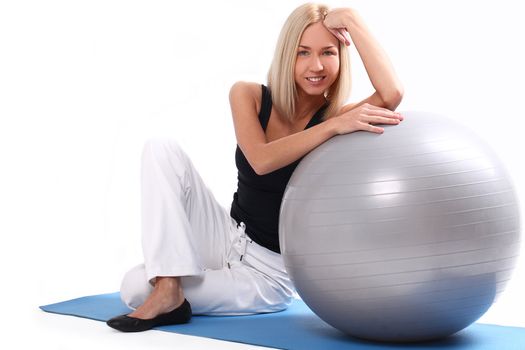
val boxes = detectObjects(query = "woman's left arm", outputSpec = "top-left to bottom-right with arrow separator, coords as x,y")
324,8 -> 404,110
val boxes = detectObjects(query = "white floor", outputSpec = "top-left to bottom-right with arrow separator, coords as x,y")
25,307 -> 267,350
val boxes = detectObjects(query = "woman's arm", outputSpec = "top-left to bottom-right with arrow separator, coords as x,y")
230,82 -> 402,175
324,8 -> 404,111
230,82 -> 336,175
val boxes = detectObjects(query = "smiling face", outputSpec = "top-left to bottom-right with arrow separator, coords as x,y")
294,21 -> 340,98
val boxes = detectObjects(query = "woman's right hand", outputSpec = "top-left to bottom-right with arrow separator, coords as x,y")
331,103 -> 403,135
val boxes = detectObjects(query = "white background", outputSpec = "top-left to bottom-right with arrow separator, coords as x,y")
1,0 -> 524,349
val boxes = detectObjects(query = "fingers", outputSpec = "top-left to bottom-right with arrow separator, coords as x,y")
359,108 -> 404,134
338,29 -> 351,46
359,122 -> 384,134
337,105 -> 404,135
328,28 -> 351,46
323,9 -> 352,46
362,115 -> 403,126
329,28 -> 347,45
366,116 -> 401,125
363,106 -> 404,121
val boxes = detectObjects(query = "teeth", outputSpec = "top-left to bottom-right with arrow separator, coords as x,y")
307,77 -> 324,82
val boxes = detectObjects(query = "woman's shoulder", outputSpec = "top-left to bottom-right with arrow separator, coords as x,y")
229,81 -> 266,120
229,81 -> 264,103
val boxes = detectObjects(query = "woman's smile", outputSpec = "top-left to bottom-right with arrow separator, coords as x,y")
306,76 -> 326,82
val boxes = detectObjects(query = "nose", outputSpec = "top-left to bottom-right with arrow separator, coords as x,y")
309,54 -> 323,72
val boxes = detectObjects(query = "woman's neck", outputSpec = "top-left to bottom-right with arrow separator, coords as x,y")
294,91 -> 327,121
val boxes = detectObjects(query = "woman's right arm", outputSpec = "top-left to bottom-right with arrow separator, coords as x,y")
229,81 -> 402,175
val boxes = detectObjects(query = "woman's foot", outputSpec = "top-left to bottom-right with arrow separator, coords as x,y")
106,299 -> 192,332
107,277 -> 192,332
129,276 -> 185,319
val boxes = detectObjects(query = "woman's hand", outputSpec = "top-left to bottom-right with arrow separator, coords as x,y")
331,103 -> 403,135
323,8 -> 354,46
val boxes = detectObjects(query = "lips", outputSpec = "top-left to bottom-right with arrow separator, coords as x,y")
306,76 -> 326,82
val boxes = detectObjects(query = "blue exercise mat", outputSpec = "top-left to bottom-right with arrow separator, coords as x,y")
40,292 -> 525,349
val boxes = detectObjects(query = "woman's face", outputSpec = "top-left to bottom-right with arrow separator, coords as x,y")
294,21 -> 340,97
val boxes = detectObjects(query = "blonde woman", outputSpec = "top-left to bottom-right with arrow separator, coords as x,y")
107,3 -> 403,332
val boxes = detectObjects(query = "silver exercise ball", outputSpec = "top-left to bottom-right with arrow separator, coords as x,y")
279,111 -> 521,342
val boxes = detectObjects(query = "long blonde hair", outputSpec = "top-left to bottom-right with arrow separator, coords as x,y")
267,3 -> 351,121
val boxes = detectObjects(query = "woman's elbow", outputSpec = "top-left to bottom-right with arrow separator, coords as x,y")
383,88 -> 404,110
242,144 -> 273,175
253,162 -> 271,176
248,156 -> 271,176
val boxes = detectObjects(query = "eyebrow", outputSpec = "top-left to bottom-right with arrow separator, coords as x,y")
298,45 -> 337,50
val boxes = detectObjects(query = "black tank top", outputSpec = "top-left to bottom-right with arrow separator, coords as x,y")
230,84 -> 328,253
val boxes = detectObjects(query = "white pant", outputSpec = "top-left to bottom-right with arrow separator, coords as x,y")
120,138 -> 295,315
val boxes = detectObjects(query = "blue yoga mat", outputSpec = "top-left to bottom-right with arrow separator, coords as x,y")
40,293 -> 525,350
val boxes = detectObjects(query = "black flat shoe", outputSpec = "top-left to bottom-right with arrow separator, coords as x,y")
106,299 -> 192,332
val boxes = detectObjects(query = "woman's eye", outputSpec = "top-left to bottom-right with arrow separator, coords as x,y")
323,50 -> 337,56
297,50 -> 309,56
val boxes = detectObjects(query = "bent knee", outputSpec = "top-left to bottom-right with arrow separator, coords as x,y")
142,137 -> 189,171
142,137 -> 185,159
120,264 -> 153,310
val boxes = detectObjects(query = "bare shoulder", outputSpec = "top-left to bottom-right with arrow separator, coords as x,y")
229,81 -> 261,103
229,81 -> 263,117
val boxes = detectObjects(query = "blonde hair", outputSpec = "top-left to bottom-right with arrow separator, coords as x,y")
267,3 -> 351,121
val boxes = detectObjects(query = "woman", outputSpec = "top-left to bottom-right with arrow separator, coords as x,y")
107,3 -> 403,332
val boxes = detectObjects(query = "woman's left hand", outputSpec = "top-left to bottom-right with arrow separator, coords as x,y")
323,8 -> 353,46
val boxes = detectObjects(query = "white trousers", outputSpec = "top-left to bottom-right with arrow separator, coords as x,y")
120,138 -> 295,315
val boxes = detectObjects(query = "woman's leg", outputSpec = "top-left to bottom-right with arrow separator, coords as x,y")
121,239 -> 295,316
140,138 -> 233,279
121,138 -> 238,319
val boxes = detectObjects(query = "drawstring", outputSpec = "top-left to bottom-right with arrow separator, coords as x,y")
227,222 -> 252,269
238,222 -> 249,261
